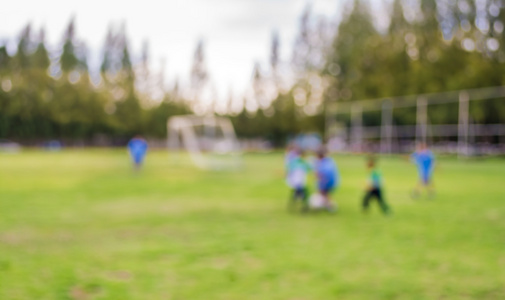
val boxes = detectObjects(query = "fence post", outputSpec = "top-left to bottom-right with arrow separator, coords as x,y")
351,103 -> 363,152
381,100 -> 393,154
458,91 -> 469,158
325,101 -> 337,142
416,97 -> 427,145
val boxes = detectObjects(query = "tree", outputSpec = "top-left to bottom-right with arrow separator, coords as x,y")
14,24 -> 32,70
326,0 -> 381,100
60,17 -> 86,73
0,43 -> 10,73
134,41 -> 152,105
190,39 -> 209,103
270,30 -> 280,73
32,28 -> 50,70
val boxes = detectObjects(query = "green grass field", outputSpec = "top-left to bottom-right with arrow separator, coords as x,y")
0,150 -> 504,299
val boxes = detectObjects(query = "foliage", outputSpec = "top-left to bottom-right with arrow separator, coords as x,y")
322,0 -> 505,128
1,0 -> 505,144
0,21 -> 189,142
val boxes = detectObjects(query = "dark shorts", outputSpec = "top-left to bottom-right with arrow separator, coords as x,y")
319,185 -> 335,194
292,187 -> 308,201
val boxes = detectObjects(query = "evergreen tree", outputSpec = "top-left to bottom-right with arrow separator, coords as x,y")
389,0 -> 409,36
252,62 -> 265,109
190,39 -> 208,99
60,17 -> 82,73
100,26 -> 115,75
32,28 -> 50,70
292,5 -> 312,73
270,30 -> 280,73
383,0 -> 413,96
0,44 -> 10,73
14,24 -> 32,70
326,0 -> 380,100
121,33 -> 134,84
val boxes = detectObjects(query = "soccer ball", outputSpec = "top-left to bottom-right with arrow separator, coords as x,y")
309,193 -> 326,209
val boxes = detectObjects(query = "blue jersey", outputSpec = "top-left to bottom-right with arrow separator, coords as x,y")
411,150 -> 434,176
315,157 -> 339,190
128,138 -> 148,163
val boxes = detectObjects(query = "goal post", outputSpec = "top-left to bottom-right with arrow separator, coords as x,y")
167,115 -> 242,170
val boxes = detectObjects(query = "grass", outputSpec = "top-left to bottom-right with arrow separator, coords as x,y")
0,149 -> 504,299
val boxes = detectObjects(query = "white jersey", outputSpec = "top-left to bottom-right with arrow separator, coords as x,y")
287,169 -> 307,189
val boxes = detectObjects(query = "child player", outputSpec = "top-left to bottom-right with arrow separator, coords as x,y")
286,149 -> 311,212
410,142 -> 435,199
127,135 -> 148,172
362,157 -> 391,215
284,143 -> 299,176
314,147 -> 339,212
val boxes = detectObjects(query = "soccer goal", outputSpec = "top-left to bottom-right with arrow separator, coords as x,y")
167,115 -> 242,170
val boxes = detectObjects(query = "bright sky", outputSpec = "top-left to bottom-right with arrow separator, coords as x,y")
0,0 -> 388,102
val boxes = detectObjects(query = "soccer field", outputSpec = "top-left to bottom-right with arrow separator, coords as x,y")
0,150 -> 504,299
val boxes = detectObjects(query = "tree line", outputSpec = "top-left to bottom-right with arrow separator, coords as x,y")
1,0 -> 505,145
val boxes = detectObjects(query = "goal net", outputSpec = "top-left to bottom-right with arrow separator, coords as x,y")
167,115 -> 242,170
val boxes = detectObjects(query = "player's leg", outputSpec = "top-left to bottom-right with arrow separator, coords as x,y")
320,188 -> 336,212
424,166 -> 436,198
133,158 -> 139,172
329,188 -> 338,212
318,179 -> 335,212
287,188 -> 297,212
411,170 -> 423,199
327,190 -> 337,212
362,190 -> 373,212
375,188 -> 391,215
424,175 -> 436,199
319,189 -> 328,207
301,187 -> 309,212
133,154 -> 144,172
293,187 -> 307,211
129,152 -> 136,170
